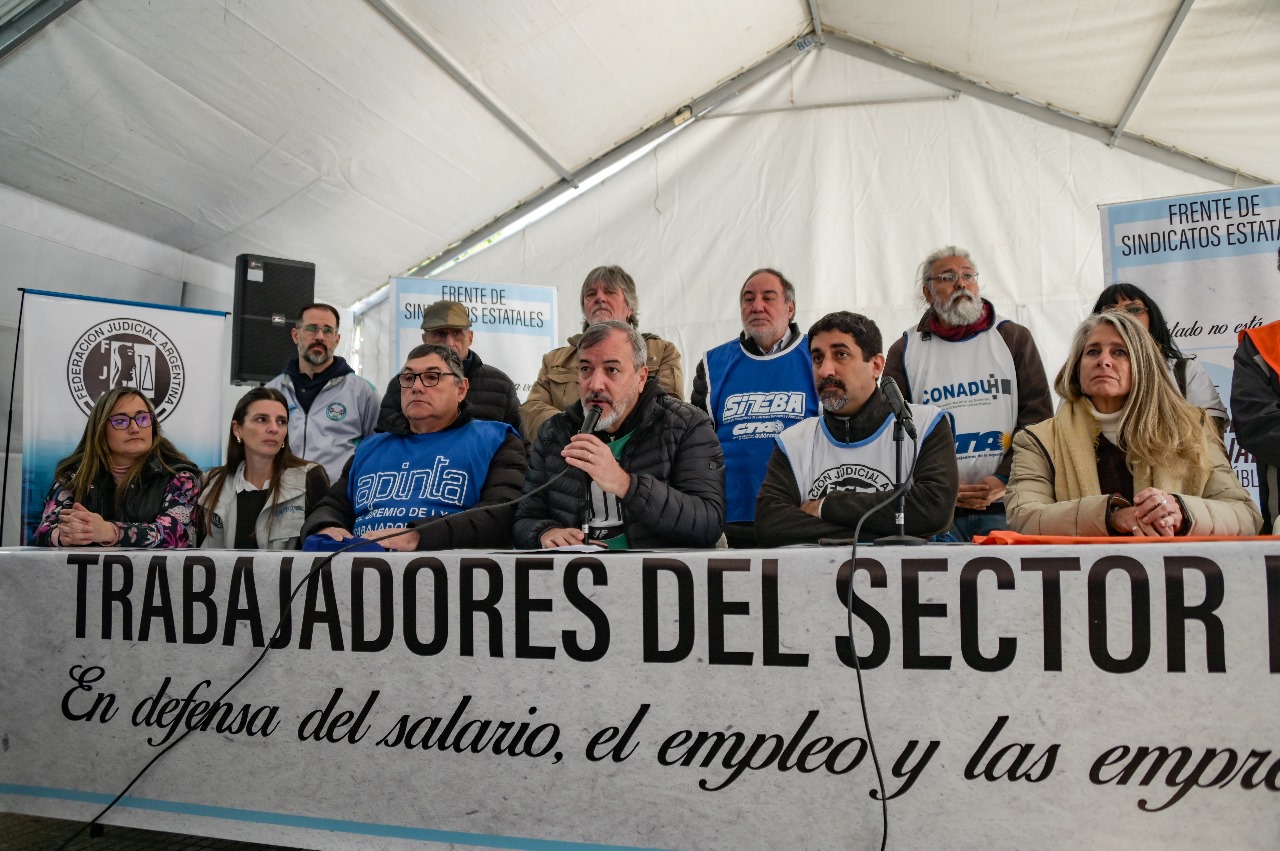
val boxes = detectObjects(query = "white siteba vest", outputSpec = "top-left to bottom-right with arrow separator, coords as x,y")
777,404 -> 946,501
901,323 -> 1018,484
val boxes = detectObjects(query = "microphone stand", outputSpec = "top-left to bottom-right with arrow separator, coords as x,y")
875,414 -> 926,546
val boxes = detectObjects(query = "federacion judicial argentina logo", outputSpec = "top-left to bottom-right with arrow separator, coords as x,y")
66,318 -> 186,420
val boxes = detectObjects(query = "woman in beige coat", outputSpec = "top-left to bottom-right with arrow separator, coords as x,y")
1006,311 -> 1261,537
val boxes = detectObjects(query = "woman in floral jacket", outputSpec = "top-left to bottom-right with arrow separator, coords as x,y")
34,386 -> 202,548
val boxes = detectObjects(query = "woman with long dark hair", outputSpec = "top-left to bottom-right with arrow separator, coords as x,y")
199,387 -> 329,549
33,386 -> 202,547
1092,282 -> 1227,435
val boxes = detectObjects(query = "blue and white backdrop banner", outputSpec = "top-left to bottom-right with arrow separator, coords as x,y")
1101,185 -> 1280,499
389,278 -> 557,400
20,290 -> 227,543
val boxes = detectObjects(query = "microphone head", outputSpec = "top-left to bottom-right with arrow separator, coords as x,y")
580,404 -> 602,434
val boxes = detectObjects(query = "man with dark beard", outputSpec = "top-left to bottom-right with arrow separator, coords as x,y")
266,303 -> 380,481
514,320 -> 724,550
755,312 -> 957,546
884,247 -> 1052,540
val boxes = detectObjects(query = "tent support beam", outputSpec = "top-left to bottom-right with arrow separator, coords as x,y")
822,31 -> 1264,188
365,0 -> 578,187
806,0 -> 825,45
0,0 -> 82,65
1108,0 -> 1195,147
403,34 -> 817,280
704,93 -> 957,119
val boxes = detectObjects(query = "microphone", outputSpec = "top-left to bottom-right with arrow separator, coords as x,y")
580,403 -> 602,434
880,376 -> 917,440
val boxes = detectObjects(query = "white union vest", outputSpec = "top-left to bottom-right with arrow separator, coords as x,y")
777,404 -> 946,501
901,323 -> 1017,484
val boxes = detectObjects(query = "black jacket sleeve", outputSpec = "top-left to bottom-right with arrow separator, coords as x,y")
378,376 -> 402,427
619,412 -> 726,547
1233,334 -> 1280,467
301,455 -> 357,538
690,358 -> 710,413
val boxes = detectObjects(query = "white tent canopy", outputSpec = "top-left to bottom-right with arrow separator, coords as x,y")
1,0 -> 1277,539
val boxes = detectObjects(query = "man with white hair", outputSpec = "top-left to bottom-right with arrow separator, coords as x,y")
883,246 -> 1052,540
691,268 -> 819,547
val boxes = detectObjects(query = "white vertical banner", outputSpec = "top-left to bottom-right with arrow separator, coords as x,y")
1100,187 -> 1280,499
388,278 -> 557,401
19,291 -> 228,543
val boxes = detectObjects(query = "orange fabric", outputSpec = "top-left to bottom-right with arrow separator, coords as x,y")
1239,322 -> 1280,375
974,530 -> 1277,545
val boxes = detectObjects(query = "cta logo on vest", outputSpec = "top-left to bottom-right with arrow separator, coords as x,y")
722,392 -> 807,422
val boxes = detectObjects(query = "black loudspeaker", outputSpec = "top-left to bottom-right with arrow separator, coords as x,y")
231,254 -> 316,384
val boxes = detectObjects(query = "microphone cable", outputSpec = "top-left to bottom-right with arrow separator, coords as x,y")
842,421 -> 923,851
54,458 -> 583,850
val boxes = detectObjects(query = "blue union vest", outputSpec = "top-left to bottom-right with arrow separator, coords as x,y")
347,420 -> 512,537
702,334 -> 819,523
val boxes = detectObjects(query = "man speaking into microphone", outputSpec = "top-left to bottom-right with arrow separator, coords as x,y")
755,312 -> 959,546
515,320 -> 725,550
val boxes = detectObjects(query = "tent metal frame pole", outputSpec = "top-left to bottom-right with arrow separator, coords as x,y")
365,0 -> 578,187
403,34 -> 818,280
704,93 -> 958,119
1108,0 -> 1195,147
806,0 -> 825,45
822,31 -> 1263,188
0,0 -> 83,65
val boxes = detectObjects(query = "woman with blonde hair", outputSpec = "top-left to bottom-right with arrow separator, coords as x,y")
1006,311 -> 1260,536
199,387 -> 328,549
33,386 -> 202,547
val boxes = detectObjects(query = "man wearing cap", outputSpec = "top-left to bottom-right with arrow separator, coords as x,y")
521,265 -> 683,441
379,299 -> 523,437
267,302 -> 381,481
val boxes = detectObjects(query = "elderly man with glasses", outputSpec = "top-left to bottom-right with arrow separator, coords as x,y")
266,303 -> 381,481
302,344 -> 526,550
883,246 -> 1053,541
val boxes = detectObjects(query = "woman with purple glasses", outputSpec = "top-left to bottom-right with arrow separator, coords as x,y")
34,386 -> 202,548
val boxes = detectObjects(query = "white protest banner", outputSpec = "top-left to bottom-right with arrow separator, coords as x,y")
389,278 -> 557,401
1100,187 -> 1280,499
1,544 -> 1278,850
19,291 -> 228,543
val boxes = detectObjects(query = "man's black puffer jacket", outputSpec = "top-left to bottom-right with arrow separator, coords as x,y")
514,380 -> 725,549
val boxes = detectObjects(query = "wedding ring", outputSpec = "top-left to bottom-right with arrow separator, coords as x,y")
1158,497 -> 1168,506
1131,525 -> 1140,534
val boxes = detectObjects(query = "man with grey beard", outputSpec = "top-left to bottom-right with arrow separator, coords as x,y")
884,246 -> 1052,541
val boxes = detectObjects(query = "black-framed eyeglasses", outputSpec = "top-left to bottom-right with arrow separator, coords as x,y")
1105,304 -> 1148,317
927,272 -> 979,285
398,370 -> 457,389
298,323 -> 339,337
107,412 -> 153,430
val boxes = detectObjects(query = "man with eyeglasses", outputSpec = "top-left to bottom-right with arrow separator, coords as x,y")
303,344 -> 526,550
266,303 -> 380,481
884,246 -> 1052,541
377,300 -> 522,437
